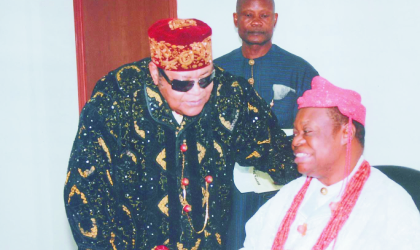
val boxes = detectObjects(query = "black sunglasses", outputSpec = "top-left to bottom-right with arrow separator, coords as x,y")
158,68 -> 215,92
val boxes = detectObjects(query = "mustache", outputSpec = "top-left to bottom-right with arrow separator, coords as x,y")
246,30 -> 266,34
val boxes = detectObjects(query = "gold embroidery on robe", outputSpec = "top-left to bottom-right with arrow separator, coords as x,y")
91,91 -> 104,99
248,103 -> 258,113
219,110 -> 239,131
197,142 -> 206,164
156,149 -> 167,170
110,232 -> 117,250
134,121 -> 146,139
122,150 -> 137,163
133,90 -> 138,102
78,166 -> 95,178
257,139 -> 270,144
215,233 -> 222,245
106,170 -> 114,186
214,141 -> 223,157
217,84 -> 223,97
191,239 -> 202,250
122,205 -> 131,218
146,87 -> 163,106
98,137 -> 112,163
68,185 -> 88,204
78,125 -> 85,135
177,239 -> 201,250
246,151 -> 261,159
158,195 -> 169,216
65,171 -> 71,185
78,218 -> 97,238
116,65 -> 141,82
204,230 -> 211,238
109,130 -> 118,139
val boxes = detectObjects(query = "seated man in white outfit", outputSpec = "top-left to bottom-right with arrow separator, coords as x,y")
241,76 -> 420,250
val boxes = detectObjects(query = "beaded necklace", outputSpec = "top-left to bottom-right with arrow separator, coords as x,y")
179,143 -> 213,234
271,160 -> 371,250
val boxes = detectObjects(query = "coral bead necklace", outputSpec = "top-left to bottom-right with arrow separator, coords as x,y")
179,143 -> 213,234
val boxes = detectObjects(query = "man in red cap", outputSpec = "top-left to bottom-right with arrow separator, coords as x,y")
64,18 -> 298,250
241,76 -> 420,250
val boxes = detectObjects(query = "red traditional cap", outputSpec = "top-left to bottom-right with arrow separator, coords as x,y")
297,76 -> 366,126
148,18 -> 212,71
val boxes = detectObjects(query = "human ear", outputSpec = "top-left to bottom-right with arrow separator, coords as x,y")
341,122 -> 356,145
233,13 -> 238,27
149,62 -> 159,86
274,13 -> 278,26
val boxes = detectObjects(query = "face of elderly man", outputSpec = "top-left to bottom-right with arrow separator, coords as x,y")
149,62 -> 214,117
234,0 -> 278,46
292,107 -> 348,186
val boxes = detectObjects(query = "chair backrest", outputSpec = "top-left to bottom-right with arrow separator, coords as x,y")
374,165 -> 420,211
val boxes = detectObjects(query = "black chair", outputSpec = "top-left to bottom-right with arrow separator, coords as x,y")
374,165 -> 420,211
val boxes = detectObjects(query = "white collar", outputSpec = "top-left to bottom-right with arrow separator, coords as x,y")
172,111 -> 183,125
310,156 -> 365,200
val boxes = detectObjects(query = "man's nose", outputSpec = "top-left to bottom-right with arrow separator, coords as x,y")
251,17 -> 263,26
187,81 -> 202,95
292,133 -> 304,148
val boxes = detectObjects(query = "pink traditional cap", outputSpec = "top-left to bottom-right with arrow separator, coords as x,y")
297,76 -> 366,126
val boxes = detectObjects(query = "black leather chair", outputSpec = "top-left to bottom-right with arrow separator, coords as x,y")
374,165 -> 420,211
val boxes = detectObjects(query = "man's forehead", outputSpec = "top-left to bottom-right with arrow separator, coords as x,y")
165,64 -> 213,79
237,0 -> 275,12
295,108 -> 331,125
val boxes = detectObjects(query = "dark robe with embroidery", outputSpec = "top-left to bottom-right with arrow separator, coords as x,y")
64,58 -> 298,250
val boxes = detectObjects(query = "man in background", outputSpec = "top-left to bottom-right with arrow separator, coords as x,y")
214,0 -> 318,248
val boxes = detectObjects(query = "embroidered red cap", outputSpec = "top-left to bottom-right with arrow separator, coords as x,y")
148,18 -> 212,71
297,76 -> 366,125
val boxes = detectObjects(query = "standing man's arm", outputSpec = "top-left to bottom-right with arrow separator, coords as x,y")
232,78 -> 300,185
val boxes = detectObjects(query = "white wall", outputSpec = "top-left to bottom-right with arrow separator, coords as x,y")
0,0 -> 78,249
0,1 -> 419,249
179,0 -> 420,170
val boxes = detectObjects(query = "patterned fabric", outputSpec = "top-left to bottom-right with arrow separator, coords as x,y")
64,58 -> 298,250
297,76 -> 366,126
214,45 -> 318,249
148,18 -> 212,71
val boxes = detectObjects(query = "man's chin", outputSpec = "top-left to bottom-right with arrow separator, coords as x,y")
243,37 -> 270,46
297,163 -> 313,176
179,107 -> 204,117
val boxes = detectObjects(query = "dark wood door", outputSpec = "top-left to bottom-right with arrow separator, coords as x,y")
74,0 -> 177,112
